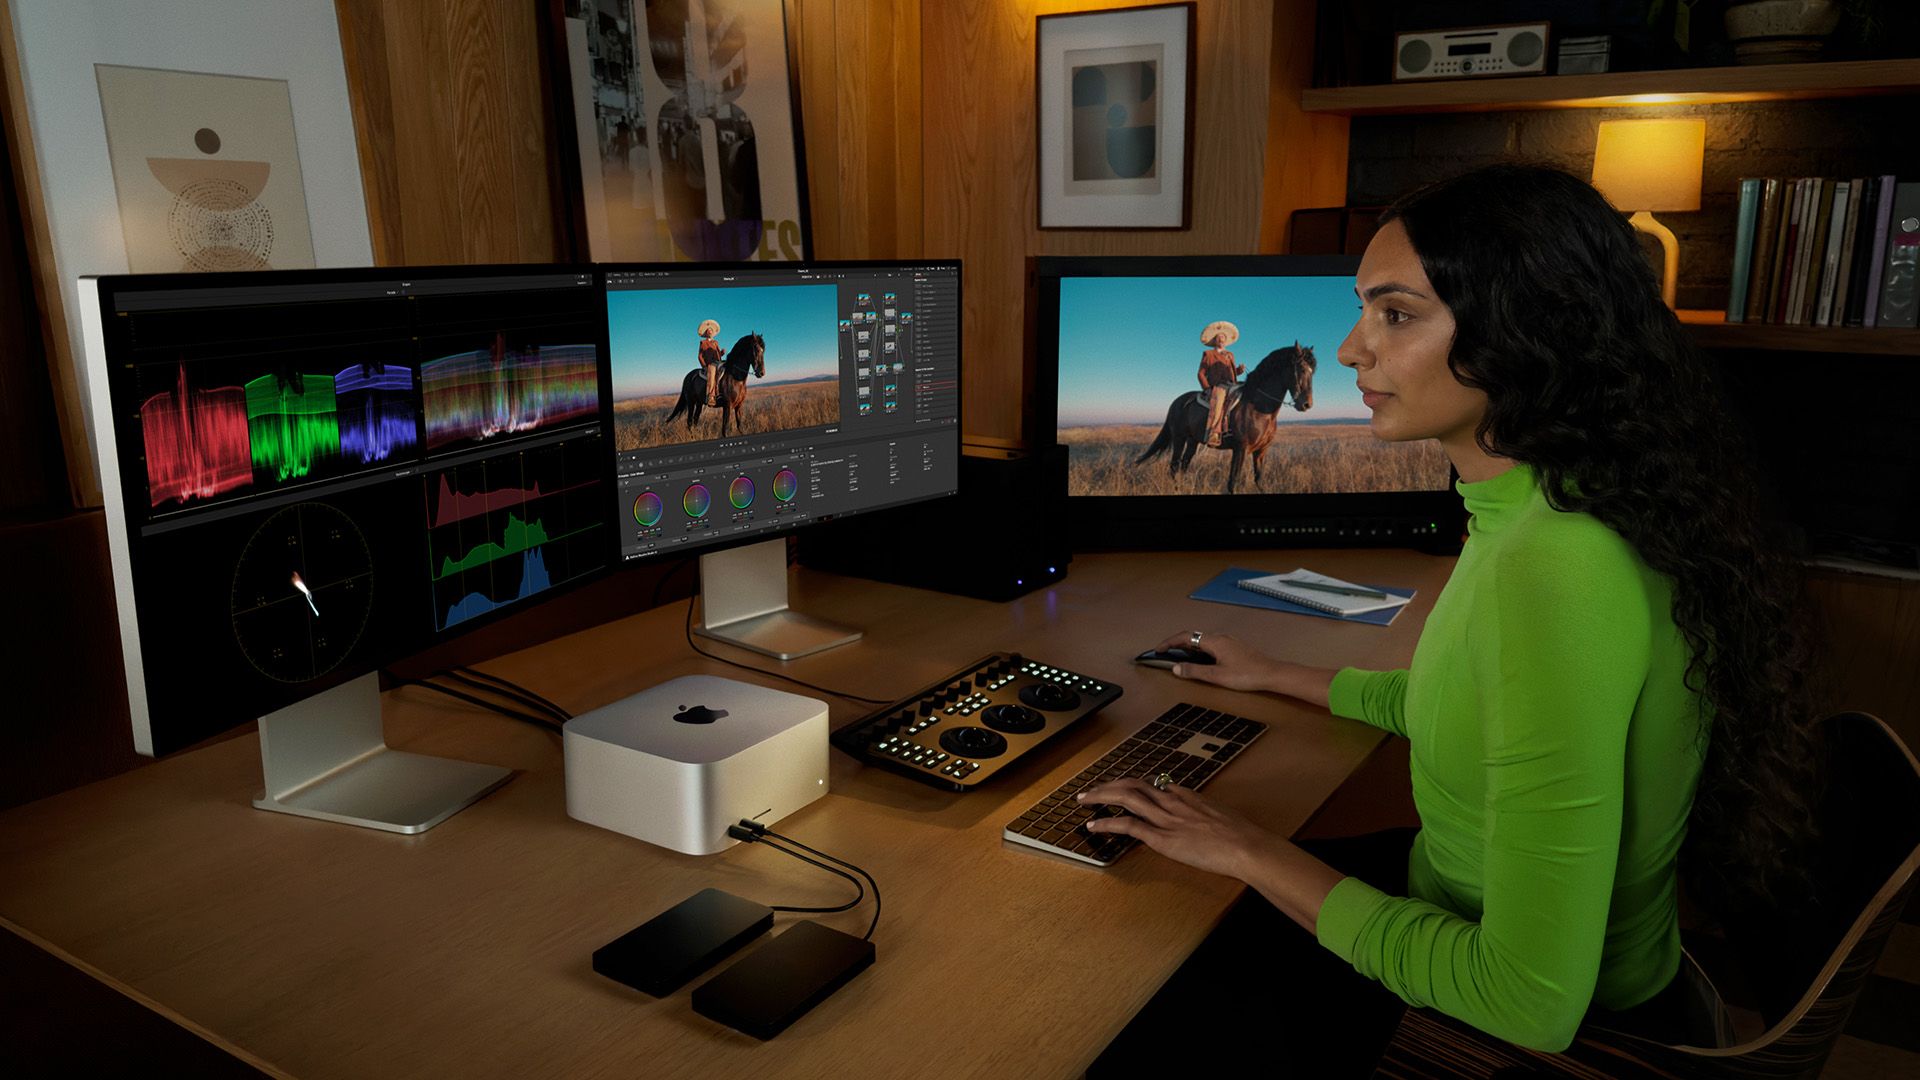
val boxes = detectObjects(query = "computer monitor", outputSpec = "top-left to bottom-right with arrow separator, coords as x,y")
1031,255 -> 1463,551
78,266 -> 614,832
601,260 -> 962,658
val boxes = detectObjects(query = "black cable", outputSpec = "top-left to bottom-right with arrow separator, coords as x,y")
725,824 -> 865,915
447,667 -> 571,723
650,554 -> 699,611
682,594 -> 892,706
761,827 -> 882,941
387,674 -> 562,735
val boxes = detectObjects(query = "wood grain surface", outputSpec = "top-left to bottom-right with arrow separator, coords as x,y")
0,548 -> 1455,1079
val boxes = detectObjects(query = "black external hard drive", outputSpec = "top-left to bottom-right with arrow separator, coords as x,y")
592,888 -> 774,997
690,920 -> 875,1039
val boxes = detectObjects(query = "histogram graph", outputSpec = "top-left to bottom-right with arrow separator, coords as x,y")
425,434 -> 605,631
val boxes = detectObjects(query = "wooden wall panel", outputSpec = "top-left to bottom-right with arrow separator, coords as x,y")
924,0 -> 1334,446
336,0 -> 561,266
1260,0 -> 1350,252
788,0 -> 922,261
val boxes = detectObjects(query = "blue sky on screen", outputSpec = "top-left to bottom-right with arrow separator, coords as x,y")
1056,274 -> 1367,426
609,283 -> 840,399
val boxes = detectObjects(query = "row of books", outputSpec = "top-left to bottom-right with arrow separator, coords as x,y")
1725,176 -> 1918,328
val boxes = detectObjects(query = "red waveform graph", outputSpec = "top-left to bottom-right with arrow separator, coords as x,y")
140,362 -> 254,508
429,472 -> 596,529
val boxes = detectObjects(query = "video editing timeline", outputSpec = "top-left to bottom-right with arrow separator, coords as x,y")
604,264 -> 961,560
101,271 -> 612,753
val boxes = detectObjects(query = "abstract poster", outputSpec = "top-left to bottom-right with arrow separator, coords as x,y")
95,65 -> 316,273
1066,46 -> 1163,196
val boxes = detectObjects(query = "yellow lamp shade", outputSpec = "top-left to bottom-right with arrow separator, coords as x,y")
1591,118 -> 1705,213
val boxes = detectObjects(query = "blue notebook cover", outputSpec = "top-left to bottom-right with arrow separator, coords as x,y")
1189,568 -> 1416,627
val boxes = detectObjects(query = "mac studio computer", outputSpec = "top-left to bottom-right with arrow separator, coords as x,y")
76,259 -> 961,835
604,261 -> 960,658
1030,255 -> 1465,552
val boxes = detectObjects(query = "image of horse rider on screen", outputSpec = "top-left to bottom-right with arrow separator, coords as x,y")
1198,320 -> 1244,447
698,318 -> 725,406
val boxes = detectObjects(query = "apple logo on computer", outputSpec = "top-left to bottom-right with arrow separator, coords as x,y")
673,704 -> 728,725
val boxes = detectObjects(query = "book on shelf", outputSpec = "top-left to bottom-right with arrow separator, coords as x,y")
1726,178 -> 1762,323
1814,179 -> 1850,326
1829,176 -> 1864,326
1863,173 -> 1897,326
1743,178 -> 1784,323
1878,182 -> 1920,329
1763,178 -> 1800,324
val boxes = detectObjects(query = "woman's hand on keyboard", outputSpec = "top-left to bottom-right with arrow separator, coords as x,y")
1077,778 -> 1275,882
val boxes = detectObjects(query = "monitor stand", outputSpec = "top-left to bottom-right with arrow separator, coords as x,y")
693,538 -> 862,661
251,673 -> 513,834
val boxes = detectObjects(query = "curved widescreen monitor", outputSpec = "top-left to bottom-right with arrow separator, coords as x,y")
1031,254 -> 1464,551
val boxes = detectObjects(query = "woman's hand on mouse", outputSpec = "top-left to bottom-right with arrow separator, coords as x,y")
1153,631 -> 1281,692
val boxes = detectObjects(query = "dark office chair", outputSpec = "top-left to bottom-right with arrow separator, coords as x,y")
1370,711 -> 1920,1080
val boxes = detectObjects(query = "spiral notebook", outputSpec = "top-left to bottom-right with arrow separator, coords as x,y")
1190,568 -> 1415,626
1238,569 -> 1412,616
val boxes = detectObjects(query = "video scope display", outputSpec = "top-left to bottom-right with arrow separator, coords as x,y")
604,263 -> 961,560
1055,274 -> 1452,498
99,270 -> 612,754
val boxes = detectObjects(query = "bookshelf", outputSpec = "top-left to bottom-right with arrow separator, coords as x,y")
1678,316 -> 1920,355
1301,58 -> 1920,116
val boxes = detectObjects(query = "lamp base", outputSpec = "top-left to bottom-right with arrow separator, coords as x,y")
1628,209 -> 1679,309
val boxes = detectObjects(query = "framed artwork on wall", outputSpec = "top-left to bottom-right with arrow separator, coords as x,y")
3,0 -> 372,506
1035,2 -> 1195,231
549,0 -> 812,262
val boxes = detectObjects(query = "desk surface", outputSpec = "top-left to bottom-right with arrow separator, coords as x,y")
0,548 -> 1454,1079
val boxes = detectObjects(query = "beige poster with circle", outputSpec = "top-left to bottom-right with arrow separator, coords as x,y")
95,64 -> 316,273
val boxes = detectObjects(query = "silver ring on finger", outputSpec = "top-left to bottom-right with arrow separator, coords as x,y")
1188,630 -> 1203,650
1152,772 -> 1172,792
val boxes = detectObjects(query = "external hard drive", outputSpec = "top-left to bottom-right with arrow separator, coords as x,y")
690,920 -> 875,1039
592,888 -> 774,996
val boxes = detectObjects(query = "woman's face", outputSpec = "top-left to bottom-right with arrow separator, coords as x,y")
1338,220 -> 1486,450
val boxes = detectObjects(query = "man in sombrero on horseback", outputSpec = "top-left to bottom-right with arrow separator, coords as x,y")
697,319 -> 724,407
1198,320 -> 1243,448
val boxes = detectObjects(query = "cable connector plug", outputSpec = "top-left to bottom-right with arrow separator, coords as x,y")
733,818 -> 770,837
726,823 -> 761,843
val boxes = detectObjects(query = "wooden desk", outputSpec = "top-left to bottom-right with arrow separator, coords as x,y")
0,548 -> 1454,1079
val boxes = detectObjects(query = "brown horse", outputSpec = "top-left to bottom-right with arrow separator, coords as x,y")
664,332 -> 766,438
1133,343 -> 1317,493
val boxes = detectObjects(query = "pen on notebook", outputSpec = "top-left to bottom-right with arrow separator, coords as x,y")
1285,579 -> 1392,600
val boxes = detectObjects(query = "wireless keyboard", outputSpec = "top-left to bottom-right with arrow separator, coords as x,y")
830,652 -> 1122,791
1002,702 -> 1267,867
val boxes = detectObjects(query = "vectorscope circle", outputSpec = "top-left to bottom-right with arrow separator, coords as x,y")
773,468 -> 799,502
632,491 -> 664,528
682,483 -> 711,519
728,475 -> 755,509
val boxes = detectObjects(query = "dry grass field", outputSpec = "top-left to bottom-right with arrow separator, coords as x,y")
1063,421 -> 1451,496
613,379 -> 839,451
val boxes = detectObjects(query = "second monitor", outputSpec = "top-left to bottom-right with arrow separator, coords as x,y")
603,261 -> 962,656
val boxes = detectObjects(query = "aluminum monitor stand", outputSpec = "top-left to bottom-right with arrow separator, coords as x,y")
693,538 -> 863,660
252,674 -> 512,834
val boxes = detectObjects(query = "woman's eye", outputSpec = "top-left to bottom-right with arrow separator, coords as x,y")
1382,308 -> 1410,325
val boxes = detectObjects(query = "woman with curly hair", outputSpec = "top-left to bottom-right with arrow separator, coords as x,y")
1082,163 -> 1825,1076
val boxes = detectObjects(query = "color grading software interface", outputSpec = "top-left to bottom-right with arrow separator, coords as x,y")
604,264 -> 960,560
105,271 -> 611,748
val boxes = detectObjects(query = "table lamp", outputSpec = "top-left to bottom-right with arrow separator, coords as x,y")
1590,118 -> 1705,309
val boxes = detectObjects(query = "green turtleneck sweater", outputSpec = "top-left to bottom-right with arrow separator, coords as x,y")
1315,463 -> 1703,1052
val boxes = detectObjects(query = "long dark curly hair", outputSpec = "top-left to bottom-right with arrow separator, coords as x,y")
1381,163 -> 1826,922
